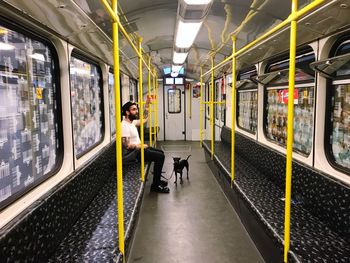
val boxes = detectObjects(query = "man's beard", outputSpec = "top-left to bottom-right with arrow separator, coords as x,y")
129,113 -> 138,121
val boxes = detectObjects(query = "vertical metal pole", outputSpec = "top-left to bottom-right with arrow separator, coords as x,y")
284,0 -> 297,262
147,57 -> 152,147
152,69 -> 156,145
231,35 -> 236,186
200,66 -> 203,147
188,83 -> 192,119
138,38 -> 145,182
211,56 -> 215,160
155,73 -> 158,142
111,0 -> 125,258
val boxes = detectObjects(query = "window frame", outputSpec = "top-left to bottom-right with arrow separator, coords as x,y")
70,50 -> 104,159
167,88 -> 182,114
0,19 -> 63,210
236,67 -> 258,134
324,34 -> 350,175
262,47 -> 316,156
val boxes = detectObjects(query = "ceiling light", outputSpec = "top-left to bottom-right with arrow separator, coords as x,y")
171,71 -> 179,77
0,42 -> 15,50
173,52 -> 188,64
30,53 -> 45,62
184,0 -> 212,5
172,65 -> 183,73
175,20 -> 202,48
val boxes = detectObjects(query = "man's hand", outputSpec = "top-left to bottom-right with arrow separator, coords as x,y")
135,143 -> 148,149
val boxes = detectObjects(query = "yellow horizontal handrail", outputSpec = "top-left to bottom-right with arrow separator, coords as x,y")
101,0 -> 156,76
202,0 -> 325,77
201,101 -> 225,105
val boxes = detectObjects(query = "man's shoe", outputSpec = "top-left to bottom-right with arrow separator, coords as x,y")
160,180 -> 168,187
150,184 -> 170,193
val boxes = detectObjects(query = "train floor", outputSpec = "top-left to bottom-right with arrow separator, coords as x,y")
127,141 -> 264,263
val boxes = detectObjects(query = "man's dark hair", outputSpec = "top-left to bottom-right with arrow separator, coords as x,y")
122,101 -> 137,116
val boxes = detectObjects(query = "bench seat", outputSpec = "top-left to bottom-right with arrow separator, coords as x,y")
203,129 -> 350,263
49,162 -> 143,262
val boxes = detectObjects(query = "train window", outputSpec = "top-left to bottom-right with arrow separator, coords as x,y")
165,78 -> 174,85
108,72 -> 116,138
129,78 -> 138,102
237,68 -> 258,134
264,49 -> 315,155
215,80 -> 220,120
0,24 -> 62,208
70,53 -> 103,158
265,87 -> 314,154
174,77 -> 183,85
168,88 -> 181,113
328,38 -> 350,170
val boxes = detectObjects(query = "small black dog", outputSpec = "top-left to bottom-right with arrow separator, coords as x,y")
173,155 -> 191,184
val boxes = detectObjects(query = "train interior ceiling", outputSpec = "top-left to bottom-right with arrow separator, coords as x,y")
0,0 -> 350,262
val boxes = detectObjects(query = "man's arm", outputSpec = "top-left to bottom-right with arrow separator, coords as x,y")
122,137 -> 147,150
135,97 -> 151,126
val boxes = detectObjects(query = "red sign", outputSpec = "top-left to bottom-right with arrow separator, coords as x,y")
278,89 -> 299,104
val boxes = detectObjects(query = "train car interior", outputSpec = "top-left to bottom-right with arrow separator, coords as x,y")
0,0 -> 349,262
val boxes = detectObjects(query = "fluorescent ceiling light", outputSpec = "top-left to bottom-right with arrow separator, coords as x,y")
173,52 -> 188,64
184,0 -> 212,5
175,21 -> 202,48
171,71 -> 179,77
30,53 -> 45,62
0,42 -> 15,50
172,65 -> 182,73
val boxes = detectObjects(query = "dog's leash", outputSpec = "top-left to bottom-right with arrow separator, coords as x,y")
161,170 -> 174,181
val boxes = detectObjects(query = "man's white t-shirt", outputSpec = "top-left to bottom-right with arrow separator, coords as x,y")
121,119 -> 141,145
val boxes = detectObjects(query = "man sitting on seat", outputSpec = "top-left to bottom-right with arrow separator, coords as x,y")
121,100 -> 169,193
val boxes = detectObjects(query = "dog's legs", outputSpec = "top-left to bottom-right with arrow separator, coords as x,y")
180,171 -> 183,184
186,167 -> 189,179
174,172 -> 177,184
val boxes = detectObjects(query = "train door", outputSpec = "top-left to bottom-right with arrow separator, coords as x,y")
164,85 -> 185,140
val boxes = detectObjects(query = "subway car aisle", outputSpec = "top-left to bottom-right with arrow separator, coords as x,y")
128,142 -> 264,263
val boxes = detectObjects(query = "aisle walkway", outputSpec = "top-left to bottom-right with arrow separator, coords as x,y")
128,141 -> 264,263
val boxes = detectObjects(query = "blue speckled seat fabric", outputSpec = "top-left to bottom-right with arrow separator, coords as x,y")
49,163 -> 143,262
203,131 -> 350,263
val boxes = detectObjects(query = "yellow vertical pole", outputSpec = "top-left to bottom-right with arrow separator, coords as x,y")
231,35 -> 236,186
148,57 -> 152,147
138,38 -> 145,182
153,68 -> 156,145
284,0 -> 297,262
155,73 -> 158,142
111,0 -> 125,259
200,66 -> 203,147
188,83 -> 192,119
211,56 -> 215,160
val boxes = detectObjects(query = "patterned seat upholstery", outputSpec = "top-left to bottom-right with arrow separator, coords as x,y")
203,126 -> 350,262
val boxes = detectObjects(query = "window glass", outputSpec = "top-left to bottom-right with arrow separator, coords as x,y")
331,84 -> 350,168
0,25 -> 60,207
70,55 -> 102,157
265,87 -> 314,154
108,72 -> 116,137
215,81 -> 220,120
221,78 -> 226,123
329,38 -> 350,170
165,78 -> 174,85
267,52 -> 315,85
237,68 -> 258,133
175,78 -> 183,85
121,73 -> 129,104
129,78 -> 138,102
238,90 -> 258,133
168,88 -> 181,113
